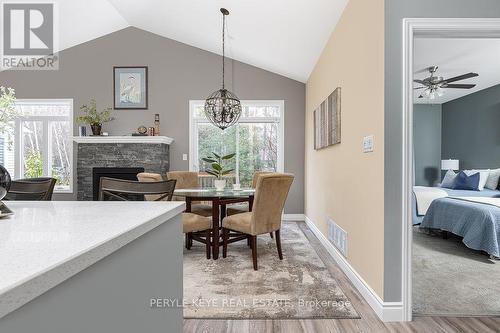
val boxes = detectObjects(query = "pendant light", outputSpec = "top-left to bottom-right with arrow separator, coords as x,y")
204,8 -> 242,130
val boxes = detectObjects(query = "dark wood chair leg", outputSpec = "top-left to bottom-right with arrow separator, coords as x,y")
185,233 -> 189,249
270,232 -> 274,239
250,235 -> 258,270
206,230 -> 211,259
222,228 -> 229,258
275,229 -> 283,260
247,236 -> 251,247
187,232 -> 193,249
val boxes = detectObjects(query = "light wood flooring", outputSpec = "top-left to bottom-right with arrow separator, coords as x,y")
184,222 -> 500,333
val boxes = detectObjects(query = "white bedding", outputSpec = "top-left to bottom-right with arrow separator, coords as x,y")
413,186 -> 448,215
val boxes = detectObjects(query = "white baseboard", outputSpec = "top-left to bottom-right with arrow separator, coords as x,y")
282,214 -> 305,221
304,216 -> 404,322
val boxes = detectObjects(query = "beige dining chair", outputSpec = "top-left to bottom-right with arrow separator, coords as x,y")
137,172 -> 212,259
221,173 -> 294,270
226,171 -> 274,216
138,171 -> 212,217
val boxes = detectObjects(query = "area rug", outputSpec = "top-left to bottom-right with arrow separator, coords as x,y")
413,227 -> 500,316
183,222 -> 359,319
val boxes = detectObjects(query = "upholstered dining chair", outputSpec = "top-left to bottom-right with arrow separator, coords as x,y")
136,172 -> 212,259
221,173 -> 294,270
165,171 -> 212,217
226,171 -> 274,216
5,177 -> 57,201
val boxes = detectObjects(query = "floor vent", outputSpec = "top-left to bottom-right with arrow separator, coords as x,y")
327,217 -> 348,257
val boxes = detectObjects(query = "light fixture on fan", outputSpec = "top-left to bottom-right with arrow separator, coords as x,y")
204,8 -> 242,130
414,66 -> 478,100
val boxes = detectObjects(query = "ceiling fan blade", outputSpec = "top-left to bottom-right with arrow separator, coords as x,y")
414,87 -> 426,90
445,84 -> 476,89
443,72 -> 478,83
413,79 -> 427,85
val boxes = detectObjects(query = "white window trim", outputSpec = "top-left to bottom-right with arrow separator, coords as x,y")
189,100 -> 285,180
14,99 -> 74,193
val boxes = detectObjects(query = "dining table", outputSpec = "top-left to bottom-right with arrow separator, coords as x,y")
173,188 -> 255,259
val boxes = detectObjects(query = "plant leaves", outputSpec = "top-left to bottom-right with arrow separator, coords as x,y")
212,152 -> 221,159
205,170 -> 219,177
211,163 -> 222,171
221,169 -> 234,175
222,153 -> 236,160
202,158 -> 217,163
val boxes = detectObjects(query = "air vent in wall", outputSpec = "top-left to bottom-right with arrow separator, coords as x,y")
327,217 -> 348,257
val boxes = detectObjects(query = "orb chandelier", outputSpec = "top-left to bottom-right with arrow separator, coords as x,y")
204,8 -> 242,130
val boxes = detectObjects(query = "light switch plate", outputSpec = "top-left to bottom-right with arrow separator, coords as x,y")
182,154 -> 188,161
363,135 -> 374,153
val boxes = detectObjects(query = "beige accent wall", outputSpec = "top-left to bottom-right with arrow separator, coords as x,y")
305,0 -> 385,298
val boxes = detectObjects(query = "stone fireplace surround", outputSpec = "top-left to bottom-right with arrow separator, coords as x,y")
73,136 -> 173,200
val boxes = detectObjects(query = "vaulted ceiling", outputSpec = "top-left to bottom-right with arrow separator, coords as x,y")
414,38 -> 500,104
53,0 -> 348,83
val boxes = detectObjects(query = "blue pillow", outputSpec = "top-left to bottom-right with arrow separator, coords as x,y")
452,171 -> 480,191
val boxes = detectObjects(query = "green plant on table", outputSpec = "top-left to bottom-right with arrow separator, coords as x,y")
202,152 -> 235,179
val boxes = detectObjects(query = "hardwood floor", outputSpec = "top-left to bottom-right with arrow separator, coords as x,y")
184,222 -> 500,333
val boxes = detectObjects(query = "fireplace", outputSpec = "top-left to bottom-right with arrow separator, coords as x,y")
74,136 -> 172,200
92,167 -> 145,200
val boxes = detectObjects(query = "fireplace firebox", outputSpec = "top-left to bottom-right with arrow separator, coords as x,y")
92,167 -> 145,201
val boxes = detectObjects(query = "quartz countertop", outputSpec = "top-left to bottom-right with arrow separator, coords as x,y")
0,201 -> 185,319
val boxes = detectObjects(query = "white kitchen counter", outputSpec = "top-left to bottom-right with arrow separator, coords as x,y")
0,201 -> 185,320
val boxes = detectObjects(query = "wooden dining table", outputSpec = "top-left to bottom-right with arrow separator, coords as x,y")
173,188 -> 255,259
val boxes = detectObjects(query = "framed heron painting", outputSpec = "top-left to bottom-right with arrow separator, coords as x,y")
113,66 -> 148,109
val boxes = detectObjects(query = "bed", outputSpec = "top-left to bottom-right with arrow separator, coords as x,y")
421,197 -> 500,258
412,187 -> 500,225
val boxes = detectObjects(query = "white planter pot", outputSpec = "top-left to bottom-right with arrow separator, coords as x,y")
214,179 -> 226,191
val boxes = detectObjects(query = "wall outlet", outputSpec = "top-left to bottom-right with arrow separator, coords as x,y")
182,154 -> 188,161
363,135 -> 374,153
327,217 -> 348,257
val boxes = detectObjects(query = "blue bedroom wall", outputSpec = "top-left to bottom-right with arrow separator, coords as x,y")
414,104 -> 442,186
442,84 -> 500,170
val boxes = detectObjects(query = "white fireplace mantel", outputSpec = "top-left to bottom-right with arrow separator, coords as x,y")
73,136 -> 174,145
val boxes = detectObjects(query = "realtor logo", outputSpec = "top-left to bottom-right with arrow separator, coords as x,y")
1,2 -> 58,70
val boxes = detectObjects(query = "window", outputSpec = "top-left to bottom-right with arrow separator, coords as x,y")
189,100 -> 284,187
0,99 -> 73,193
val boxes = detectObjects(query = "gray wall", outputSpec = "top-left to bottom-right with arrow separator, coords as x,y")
0,27 -> 305,213
414,104 -> 442,186
442,84 -> 500,170
384,0 -> 500,302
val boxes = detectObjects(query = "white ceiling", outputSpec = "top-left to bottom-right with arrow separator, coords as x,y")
56,0 -> 129,51
55,0 -> 348,83
414,38 -> 500,104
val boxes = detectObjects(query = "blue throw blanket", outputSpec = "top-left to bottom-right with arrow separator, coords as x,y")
421,197 -> 500,258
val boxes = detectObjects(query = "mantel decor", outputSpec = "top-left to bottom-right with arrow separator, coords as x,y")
314,87 -> 341,150
113,66 -> 148,109
204,8 -> 242,130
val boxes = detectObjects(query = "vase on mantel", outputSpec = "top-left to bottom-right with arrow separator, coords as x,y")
90,124 -> 102,136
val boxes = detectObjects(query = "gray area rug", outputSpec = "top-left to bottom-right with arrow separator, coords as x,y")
183,222 -> 359,319
413,228 -> 500,316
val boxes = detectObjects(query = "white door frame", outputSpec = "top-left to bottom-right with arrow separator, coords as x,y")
402,18 -> 500,321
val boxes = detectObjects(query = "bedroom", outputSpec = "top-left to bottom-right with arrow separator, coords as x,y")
412,37 -> 500,317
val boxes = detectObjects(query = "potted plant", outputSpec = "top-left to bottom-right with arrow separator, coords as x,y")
77,99 -> 113,136
202,152 -> 235,191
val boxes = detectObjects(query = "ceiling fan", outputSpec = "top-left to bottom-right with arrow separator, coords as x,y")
414,66 -> 479,99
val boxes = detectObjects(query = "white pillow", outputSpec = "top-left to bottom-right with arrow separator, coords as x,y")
464,169 -> 490,191
441,170 -> 457,189
485,168 -> 500,190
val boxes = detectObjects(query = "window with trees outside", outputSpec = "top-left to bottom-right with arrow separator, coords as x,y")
189,100 -> 284,188
0,99 -> 73,193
